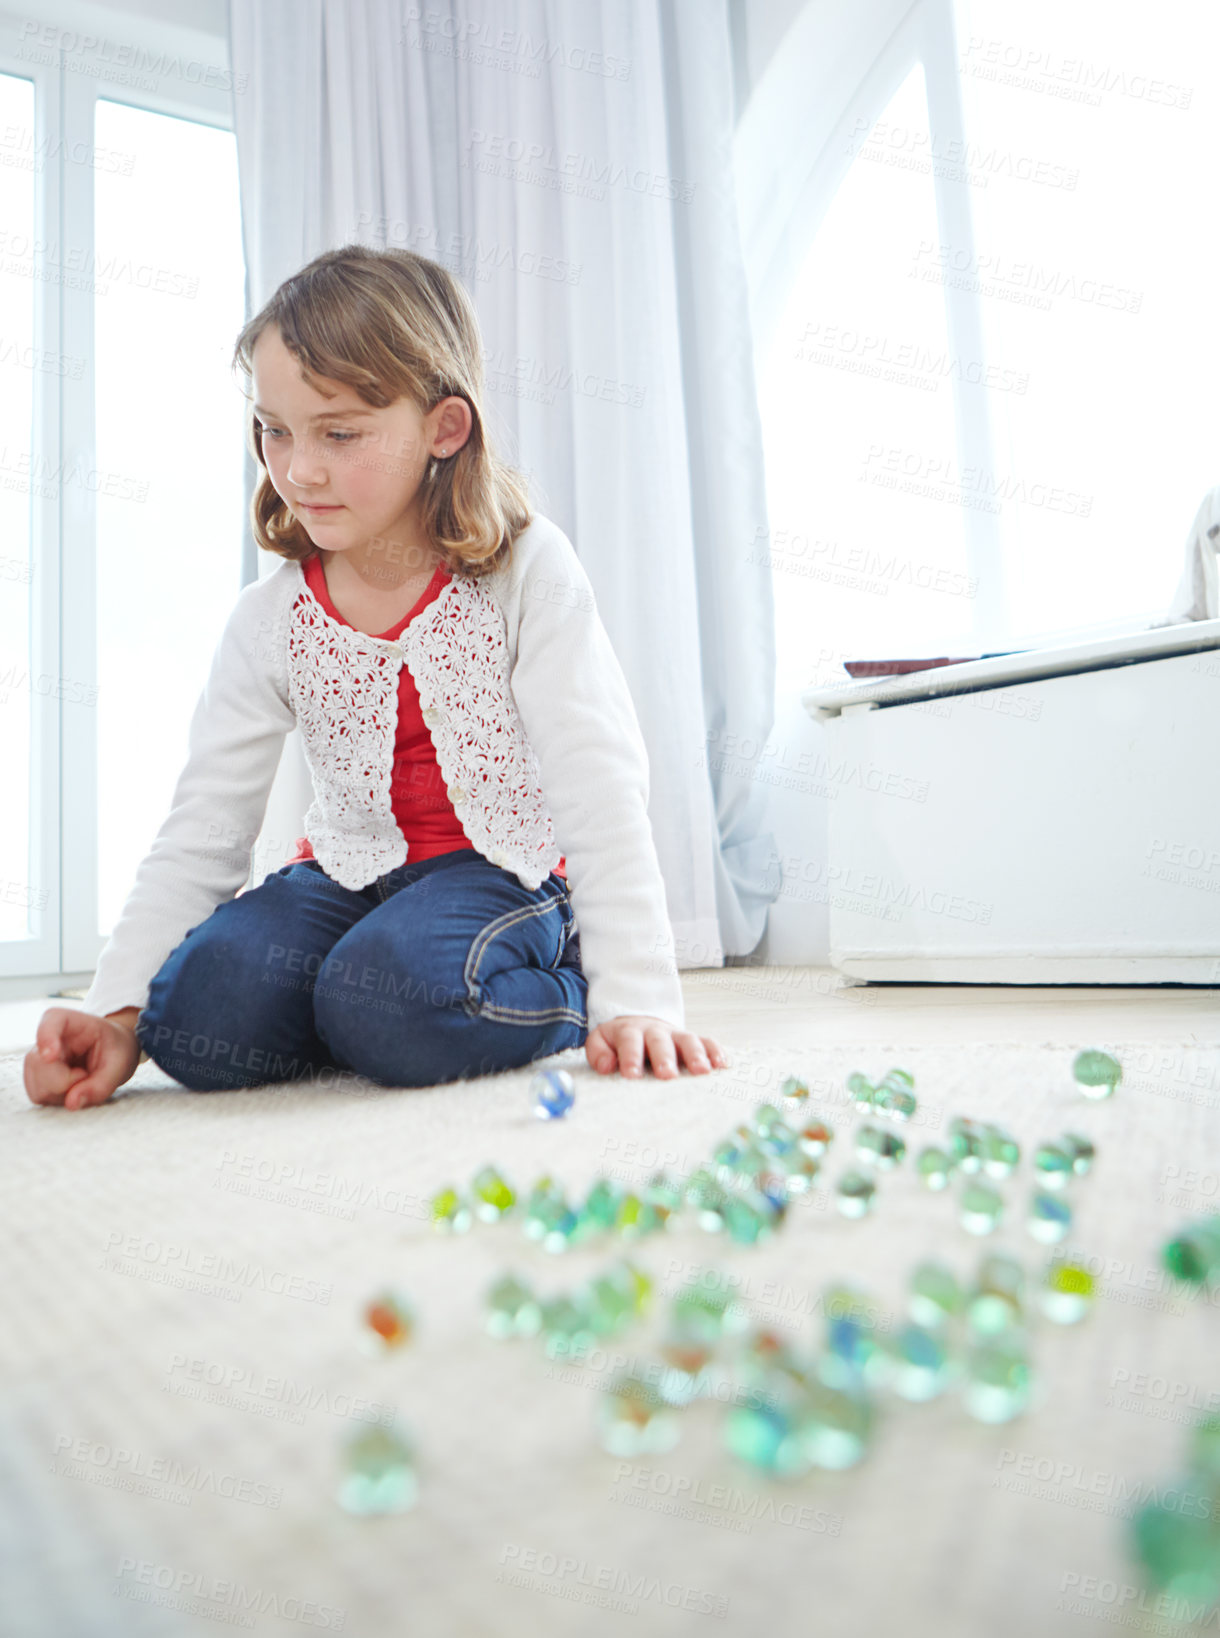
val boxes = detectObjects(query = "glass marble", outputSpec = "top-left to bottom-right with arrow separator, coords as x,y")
531,1068 -> 576,1120
597,1371 -> 681,1457
523,1177 -> 578,1252
777,1150 -> 820,1194
909,1261 -> 964,1329
966,1254 -> 1025,1335
1162,1217 -> 1220,1285
874,1071 -> 918,1123
959,1181 -> 1004,1236
337,1426 -> 418,1515
752,1103 -> 787,1135
796,1118 -> 834,1159
947,1117 -> 985,1175
725,1396 -> 811,1478
574,1176 -> 622,1238
979,1125 -> 1020,1181
779,1075 -> 811,1113
836,1170 -> 876,1218
1033,1142 -> 1074,1191
584,1268 -> 637,1335
855,1124 -> 906,1170
539,1293 -> 597,1360
963,1334 -> 1031,1423
1190,1414 -> 1220,1484
485,1273 -> 542,1340
1027,1190 -> 1072,1245
1039,1261 -> 1096,1324
1130,1496 -> 1220,1609
471,1165 -> 516,1222
884,1323 -> 952,1402
643,1172 -> 684,1224
846,1071 -> 875,1111
360,1290 -> 415,1353
916,1146 -> 955,1191
1060,1132 -> 1096,1176
1073,1048 -> 1121,1099
800,1376 -> 874,1469
430,1185 -> 472,1233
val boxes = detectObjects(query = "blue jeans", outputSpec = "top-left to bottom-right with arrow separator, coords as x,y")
135,850 -> 587,1091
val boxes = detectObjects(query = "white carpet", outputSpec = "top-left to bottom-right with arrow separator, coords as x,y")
5,1034 -> 1219,1638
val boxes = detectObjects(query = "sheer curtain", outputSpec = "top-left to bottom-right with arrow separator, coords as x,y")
226,0 -> 780,971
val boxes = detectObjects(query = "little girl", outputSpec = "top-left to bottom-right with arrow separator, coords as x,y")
25,245 -> 725,1111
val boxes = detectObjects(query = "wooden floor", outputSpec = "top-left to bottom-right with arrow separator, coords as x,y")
3,968 -> 1215,1063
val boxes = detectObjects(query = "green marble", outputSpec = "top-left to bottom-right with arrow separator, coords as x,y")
835,1170 -> 876,1218
597,1371 -> 682,1457
1033,1142 -> 1074,1191
967,1253 -> 1024,1335
795,1118 -> 834,1158
1060,1132 -> 1096,1176
430,1185 -> 472,1233
485,1273 -> 542,1340
1039,1260 -> 1095,1324
855,1124 -> 906,1170
337,1426 -> 418,1515
963,1333 -> 1031,1423
1027,1190 -> 1072,1245
916,1146 -> 955,1191
800,1376 -> 874,1469
471,1165 -> 516,1222
947,1117 -> 985,1175
909,1261 -> 964,1329
959,1181 -> 1005,1236
1073,1048 -> 1121,1098
1130,1492 -> 1220,1608
778,1074 -> 811,1113
884,1323 -> 952,1402
846,1071 -> 875,1111
1162,1217 -> 1220,1285
979,1125 -> 1020,1181
725,1395 -> 811,1478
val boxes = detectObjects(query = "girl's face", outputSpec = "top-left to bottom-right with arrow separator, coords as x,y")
250,324 -> 468,566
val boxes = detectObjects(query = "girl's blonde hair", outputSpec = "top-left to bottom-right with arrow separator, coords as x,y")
231,244 -> 532,577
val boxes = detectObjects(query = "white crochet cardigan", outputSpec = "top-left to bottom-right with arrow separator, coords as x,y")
82,513 -> 684,1035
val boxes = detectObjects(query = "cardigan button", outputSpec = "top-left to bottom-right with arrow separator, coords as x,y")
422,706 -> 445,728
447,783 -> 466,805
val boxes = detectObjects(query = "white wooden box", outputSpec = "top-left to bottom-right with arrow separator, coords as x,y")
802,621 -> 1220,983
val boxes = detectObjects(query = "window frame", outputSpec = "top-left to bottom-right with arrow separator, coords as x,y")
0,0 -> 238,996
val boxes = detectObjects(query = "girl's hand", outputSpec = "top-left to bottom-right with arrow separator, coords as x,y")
586,1016 -> 727,1080
23,1007 -> 141,1110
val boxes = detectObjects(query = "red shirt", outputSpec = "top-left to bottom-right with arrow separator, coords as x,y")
283,551 -> 565,879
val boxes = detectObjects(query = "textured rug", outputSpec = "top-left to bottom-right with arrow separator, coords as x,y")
4,1034 -> 1219,1638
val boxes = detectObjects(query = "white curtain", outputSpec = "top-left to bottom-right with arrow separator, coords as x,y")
227,0 -> 779,969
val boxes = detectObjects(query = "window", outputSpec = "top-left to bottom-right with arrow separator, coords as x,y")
753,0 -> 1220,682
0,16 -> 245,992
